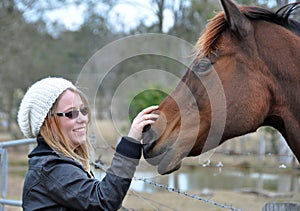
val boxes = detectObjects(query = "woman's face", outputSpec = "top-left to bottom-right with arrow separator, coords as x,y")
53,89 -> 89,149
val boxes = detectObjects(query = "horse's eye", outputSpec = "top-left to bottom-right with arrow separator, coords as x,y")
193,58 -> 212,73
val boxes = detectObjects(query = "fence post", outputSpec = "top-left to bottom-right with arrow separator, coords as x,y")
0,148 -> 7,198
262,202 -> 300,211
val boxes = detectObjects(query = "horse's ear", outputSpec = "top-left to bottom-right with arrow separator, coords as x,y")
220,0 -> 252,39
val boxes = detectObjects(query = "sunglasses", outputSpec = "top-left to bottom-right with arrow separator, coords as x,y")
53,107 -> 89,119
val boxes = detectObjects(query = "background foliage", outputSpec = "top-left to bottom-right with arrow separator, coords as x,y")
129,86 -> 168,122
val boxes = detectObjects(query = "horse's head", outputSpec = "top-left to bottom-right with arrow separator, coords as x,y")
143,0 -> 300,174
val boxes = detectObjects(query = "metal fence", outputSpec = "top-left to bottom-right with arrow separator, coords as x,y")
0,138 -> 35,211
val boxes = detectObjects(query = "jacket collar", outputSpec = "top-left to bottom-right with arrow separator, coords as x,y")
28,135 -> 56,158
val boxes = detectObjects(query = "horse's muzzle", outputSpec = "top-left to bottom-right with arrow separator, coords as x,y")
142,126 -> 156,153
142,126 -> 162,165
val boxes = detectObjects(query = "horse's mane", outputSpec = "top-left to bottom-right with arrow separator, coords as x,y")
197,2 -> 300,56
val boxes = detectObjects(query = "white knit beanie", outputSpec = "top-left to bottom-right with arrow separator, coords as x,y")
17,77 -> 76,138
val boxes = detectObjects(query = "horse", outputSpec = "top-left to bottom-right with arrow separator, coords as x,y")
142,0 -> 300,175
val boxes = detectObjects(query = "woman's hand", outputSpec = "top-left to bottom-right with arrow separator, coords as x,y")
128,105 -> 159,141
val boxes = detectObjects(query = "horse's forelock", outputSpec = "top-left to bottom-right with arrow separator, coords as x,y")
195,12 -> 227,57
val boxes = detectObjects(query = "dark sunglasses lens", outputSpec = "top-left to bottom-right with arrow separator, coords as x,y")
66,110 -> 79,119
81,107 -> 88,116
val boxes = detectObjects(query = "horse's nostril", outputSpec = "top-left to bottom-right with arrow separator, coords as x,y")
142,126 -> 158,147
142,124 -> 151,133
142,124 -> 161,161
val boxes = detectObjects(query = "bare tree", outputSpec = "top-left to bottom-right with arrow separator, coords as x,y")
152,0 -> 165,32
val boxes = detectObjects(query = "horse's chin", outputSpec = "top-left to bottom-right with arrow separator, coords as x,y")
145,151 -> 182,175
158,160 -> 182,175
143,128 -> 191,175
144,145 -> 185,175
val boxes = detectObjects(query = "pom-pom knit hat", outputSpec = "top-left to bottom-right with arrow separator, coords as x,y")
17,77 -> 76,138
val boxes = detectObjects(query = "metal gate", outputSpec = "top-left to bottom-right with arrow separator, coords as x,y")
0,138 -> 35,211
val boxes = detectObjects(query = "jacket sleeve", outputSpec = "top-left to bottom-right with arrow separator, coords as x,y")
41,136 -> 142,211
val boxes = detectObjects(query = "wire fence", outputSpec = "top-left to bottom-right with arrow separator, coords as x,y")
133,177 -> 243,211
93,161 -> 244,211
93,158 -> 299,211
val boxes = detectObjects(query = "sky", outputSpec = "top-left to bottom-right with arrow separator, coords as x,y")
44,4 -> 86,31
37,1 -> 175,34
20,0 -> 287,35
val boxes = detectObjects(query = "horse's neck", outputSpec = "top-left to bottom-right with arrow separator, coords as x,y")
257,24 -> 300,76
258,25 -> 300,157
257,24 -> 300,113
264,44 -> 300,123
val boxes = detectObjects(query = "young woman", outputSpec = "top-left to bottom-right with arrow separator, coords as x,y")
17,77 -> 159,211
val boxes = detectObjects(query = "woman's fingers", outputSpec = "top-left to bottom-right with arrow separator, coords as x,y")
136,105 -> 159,117
128,105 -> 159,141
139,113 -> 159,123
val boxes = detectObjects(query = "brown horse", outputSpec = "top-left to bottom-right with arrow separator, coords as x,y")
142,0 -> 300,174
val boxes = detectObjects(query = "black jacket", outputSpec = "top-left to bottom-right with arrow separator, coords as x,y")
22,136 -> 142,211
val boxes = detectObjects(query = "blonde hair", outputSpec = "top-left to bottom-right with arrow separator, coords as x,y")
40,88 -> 92,174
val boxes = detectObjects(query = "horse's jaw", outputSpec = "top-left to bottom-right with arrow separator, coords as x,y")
143,128 -> 196,175
153,147 -> 186,174
143,144 -> 183,175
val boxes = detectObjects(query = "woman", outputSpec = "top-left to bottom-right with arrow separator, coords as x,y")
17,77 -> 159,211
